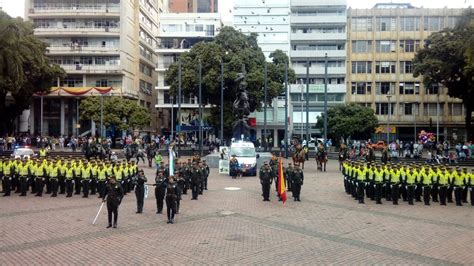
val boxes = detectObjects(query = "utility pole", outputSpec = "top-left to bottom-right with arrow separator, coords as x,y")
178,60 -> 182,157
323,53 -> 328,141
220,58 -> 224,146
198,59 -> 203,156
306,60 -> 309,145
284,63 -> 289,158
264,62 -> 267,151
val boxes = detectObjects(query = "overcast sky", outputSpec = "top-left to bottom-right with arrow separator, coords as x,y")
2,0 -> 472,20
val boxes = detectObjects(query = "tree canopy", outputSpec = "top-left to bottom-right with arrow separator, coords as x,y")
413,9 -> 474,138
316,104 -> 379,141
0,11 -> 65,134
80,96 -> 151,132
165,26 -> 296,137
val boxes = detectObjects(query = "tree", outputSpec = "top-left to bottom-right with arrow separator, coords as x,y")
165,26 -> 296,138
316,104 -> 379,141
80,97 -> 151,132
413,9 -> 474,139
0,11 -> 65,134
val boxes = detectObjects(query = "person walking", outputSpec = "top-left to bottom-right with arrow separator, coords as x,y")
165,176 -> 178,224
134,170 -> 147,213
103,176 -> 124,228
259,162 -> 272,201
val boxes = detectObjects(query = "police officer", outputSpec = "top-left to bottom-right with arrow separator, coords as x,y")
292,164 -> 303,201
202,160 -> 209,190
259,161 -> 272,201
103,176 -> 124,228
134,169 -> 147,213
64,161 -> 75,197
229,155 -> 239,179
174,171 -> 183,214
166,176 -> 178,224
190,163 -> 201,200
2,158 -> 13,196
374,164 -> 384,204
49,160 -> 60,197
154,171 -> 167,214
285,163 -> 294,193
97,164 -> 107,198
34,159 -> 46,197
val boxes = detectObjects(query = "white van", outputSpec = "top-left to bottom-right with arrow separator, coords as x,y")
229,141 -> 259,176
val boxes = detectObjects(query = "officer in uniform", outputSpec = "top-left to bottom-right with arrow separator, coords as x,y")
34,159 -> 46,197
166,176 -> 178,224
64,161 -> 75,197
453,167 -> 465,206
285,163 -> 294,193
469,169 -> 474,206
103,176 -> 124,228
374,164 -> 384,204
58,159 -> 66,194
421,165 -> 432,205
356,163 -> 366,204
461,168 -> 469,203
199,162 -> 205,194
269,153 -> 278,193
229,155 -> 239,179
90,161 -> 98,195
134,169 -> 147,213
406,166 -> 416,205
190,163 -> 201,200
73,160 -> 82,195
446,166 -> 454,203
430,165 -> 439,202
292,164 -> 303,201
49,160 -> 60,197
202,160 -> 209,190
18,159 -> 30,196
97,163 -> 107,198
259,161 -> 272,201
438,166 -> 449,205
390,164 -> 400,205
2,158 -> 12,196
154,171 -> 167,214
174,171 -> 184,214
81,161 -> 92,198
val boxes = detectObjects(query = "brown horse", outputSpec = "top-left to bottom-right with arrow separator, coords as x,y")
338,149 -> 348,171
292,149 -> 306,169
316,149 -> 327,172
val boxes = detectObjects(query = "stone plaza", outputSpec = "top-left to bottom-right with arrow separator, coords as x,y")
0,158 -> 473,264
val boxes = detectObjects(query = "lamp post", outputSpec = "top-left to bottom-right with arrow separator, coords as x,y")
264,62 -> 267,151
414,103 -> 417,143
100,94 -> 104,137
299,79 -> 304,141
386,94 -> 392,144
170,95 -> 174,141
220,57 -> 224,146
436,87 -> 440,143
198,59 -> 203,157
178,60 -> 182,157
40,94 -> 44,137
284,63 -> 289,158
306,60 -> 309,145
323,53 -> 328,141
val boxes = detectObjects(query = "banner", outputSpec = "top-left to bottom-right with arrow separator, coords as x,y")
219,159 -> 229,175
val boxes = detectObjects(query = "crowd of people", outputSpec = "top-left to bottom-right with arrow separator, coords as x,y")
341,160 -> 474,206
0,152 -> 211,227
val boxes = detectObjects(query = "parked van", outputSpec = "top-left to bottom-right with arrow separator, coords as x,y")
229,141 -> 259,176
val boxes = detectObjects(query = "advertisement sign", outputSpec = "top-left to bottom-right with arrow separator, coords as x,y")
219,159 -> 229,175
375,126 -> 397,134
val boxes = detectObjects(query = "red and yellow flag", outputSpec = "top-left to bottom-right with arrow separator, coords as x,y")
277,155 -> 286,204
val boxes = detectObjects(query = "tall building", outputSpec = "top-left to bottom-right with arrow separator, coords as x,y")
155,12 -> 222,135
233,0 -> 291,59
289,0 -> 347,140
24,0 -> 165,137
347,4 -> 466,142
169,0 -> 218,13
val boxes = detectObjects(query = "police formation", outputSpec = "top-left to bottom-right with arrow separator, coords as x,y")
152,155 -> 210,224
259,153 -> 304,202
342,160 -> 474,206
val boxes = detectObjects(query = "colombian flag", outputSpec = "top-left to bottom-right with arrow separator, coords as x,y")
277,155 -> 287,204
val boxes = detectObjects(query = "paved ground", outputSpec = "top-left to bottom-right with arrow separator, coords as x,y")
0,158 -> 473,265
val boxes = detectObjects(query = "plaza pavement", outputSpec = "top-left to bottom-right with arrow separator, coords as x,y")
0,158 -> 473,265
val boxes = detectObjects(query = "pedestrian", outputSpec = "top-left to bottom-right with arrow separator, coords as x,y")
134,170 -> 147,213
292,164 -> 303,201
103,176 -> 124,228
285,163 -> 294,193
190,163 -> 201,200
165,176 -> 178,224
154,171 -> 167,213
259,161 -> 272,201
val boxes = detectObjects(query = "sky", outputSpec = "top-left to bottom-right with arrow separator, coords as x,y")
1,0 -> 472,20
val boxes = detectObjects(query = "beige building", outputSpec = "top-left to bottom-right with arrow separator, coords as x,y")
347,3 -> 466,142
24,0 -> 165,137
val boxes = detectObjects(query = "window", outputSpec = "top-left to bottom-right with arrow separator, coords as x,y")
139,63 -> 152,77
96,79 -> 109,87
449,103 -> 463,116
351,61 -> 372,74
376,40 -> 396,53
399,82 -> 420,94
400,61 -> 413,74
376,17 -> 396,31
352,41 -> 372,53
352,17 -> 373,32
375,82 -> 394,95
426,84 -> 440,95
400,40 -> 420,53
139,80 -> 152,96
351,82 -> 372,95
60,76 -> 83,87
404,103 -> 413,115
424,103 -> 444,116
375,61 -> 396,74
375,103 -> 395,115
399,17 -> 420,31
424,16 -> 445,31
447,16 -> 460,28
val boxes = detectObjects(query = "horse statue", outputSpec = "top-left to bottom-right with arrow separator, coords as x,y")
338,144 -> 348,171
292,144 -> 306,169
232,65 -> 251,140
315,144 -> 327,172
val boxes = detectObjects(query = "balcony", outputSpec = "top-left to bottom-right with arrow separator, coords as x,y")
291,0 -> 347,8
155,98 -> 212,109
291,32 -> 346,41
28,4 -> 120,18
291,15 -> 346,25
291,49 -> 346,59
156,47 -> 189,54
35,27 -> 120,36
59,64 -> 122,74
289,84 -> 346,93
293,66 -> 346,75
46,45 -> 120,56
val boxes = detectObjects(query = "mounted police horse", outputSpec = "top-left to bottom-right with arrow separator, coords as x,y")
338,148 -> 348,171
83,142 -> 107,160
124,143 -> 139,162
292,146 -> 306,169
315,147 -> 327,172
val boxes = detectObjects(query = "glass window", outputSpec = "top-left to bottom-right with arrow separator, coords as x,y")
424,16 -> 445,31
399,82 -> 420,95
352,17 -> 373,32
426,84 -> 440,95
376,17 -> 396,31
424,103 -> 444,116
399,17 -> 420,31
376,40 -> 396,53
351,61 -> 372,74
351,82 -> 372,95
400,61 -> 413,74
352,41 -> 372,53
375,61 -> 396,74
450,103 -> 463,116
375,103 -> 395,115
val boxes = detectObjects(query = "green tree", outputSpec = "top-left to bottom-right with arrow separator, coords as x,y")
80,97 -> 151,132
316,104 -> 379,141
0,11 -> 65,134
165,26 -> 296,138
413,9 -> 474,138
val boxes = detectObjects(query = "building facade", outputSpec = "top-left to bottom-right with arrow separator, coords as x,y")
289,0 -> 347,140
24,0 -> 164,137
168,0 -> 218,13
347,4 -> 466,142
155,12 -> 222,135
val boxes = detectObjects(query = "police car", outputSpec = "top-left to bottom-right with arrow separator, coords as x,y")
12,147 -> 36,160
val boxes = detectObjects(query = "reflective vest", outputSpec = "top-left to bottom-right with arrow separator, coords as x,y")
438,171 -> 448,185
49,166 -> 59,178
65,168 -> 74,180
390,169 -> 400,183
35,164 -> 45,176
406,172 -> 416,185
374,170 -> 384,183
114,168 -> 123,181
39,149 -> 47,157
19,164 -> 29,176
98,168 -> 107,181
3,162 -> 12,175
421,172 -> 431,186
82,166 -> 91,180
357,168 -> 366,181
454,172 -> 465,187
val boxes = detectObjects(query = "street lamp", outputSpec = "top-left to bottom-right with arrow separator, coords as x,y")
170,95 -> 174,141
386,94 -> 392,144
436,86 -> 440,143
298,79 -> 304,141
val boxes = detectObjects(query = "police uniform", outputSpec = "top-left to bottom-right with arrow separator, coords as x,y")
259,162 -> 272,201
292,165 -> 303,201
166,177 -> 178,224
154,171 -> 167,213
134,170 -> 147,213
103,177 -> 124,228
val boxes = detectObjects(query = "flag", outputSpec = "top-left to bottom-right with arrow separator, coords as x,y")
169,147 -> 174,176
277,154 -> 287,204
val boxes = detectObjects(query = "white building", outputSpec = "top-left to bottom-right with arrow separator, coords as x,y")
233,0 -> 291,59
289,0 -> 347,140
24,0 -> 165,136
155,12 -> 222,134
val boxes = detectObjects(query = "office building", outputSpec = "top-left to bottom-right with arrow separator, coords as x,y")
169,0 -> 218,13
24,0 -> 165,137
347,3 -> 466,142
